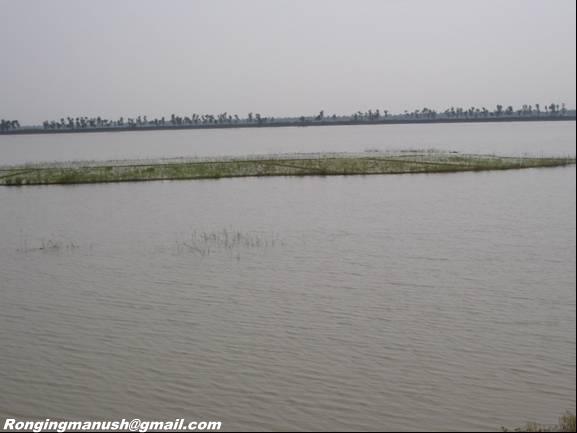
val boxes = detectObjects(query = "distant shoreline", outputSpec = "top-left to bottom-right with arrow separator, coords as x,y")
1,115 -> 575,136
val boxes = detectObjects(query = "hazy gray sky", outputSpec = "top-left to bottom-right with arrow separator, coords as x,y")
1,0 -> 575,124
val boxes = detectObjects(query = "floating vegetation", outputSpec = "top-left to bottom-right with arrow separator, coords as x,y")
1,151 -> 574,186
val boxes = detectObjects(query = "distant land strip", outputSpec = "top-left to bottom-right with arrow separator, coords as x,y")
1,152 -> 574,186
1,113 -> 575,136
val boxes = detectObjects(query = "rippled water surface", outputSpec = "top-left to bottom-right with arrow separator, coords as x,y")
0,123 -> 575,431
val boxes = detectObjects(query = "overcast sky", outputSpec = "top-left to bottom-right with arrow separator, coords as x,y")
1,0 -> 575,124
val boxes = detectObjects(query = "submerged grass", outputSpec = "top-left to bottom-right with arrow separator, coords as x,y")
502,411 -> 576,432
16,237 -> 81,253
174,228 -> 283,257
1,152 -> 574,186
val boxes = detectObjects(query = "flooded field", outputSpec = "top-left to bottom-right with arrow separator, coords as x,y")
0,122 -> 575,431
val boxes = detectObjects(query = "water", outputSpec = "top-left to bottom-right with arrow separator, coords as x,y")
0,121 -> 575,165
0,123 -> 575,431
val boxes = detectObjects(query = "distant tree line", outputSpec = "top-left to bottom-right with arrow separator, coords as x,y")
0,103 -> 572,132
37,112 -> 279,130
347,103 -> 569,121
0,119 -> 20,131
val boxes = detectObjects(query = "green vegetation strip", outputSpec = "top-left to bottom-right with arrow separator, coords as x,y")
0,153 -> 574,186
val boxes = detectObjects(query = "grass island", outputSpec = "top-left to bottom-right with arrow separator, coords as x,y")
0,151 -> 574,186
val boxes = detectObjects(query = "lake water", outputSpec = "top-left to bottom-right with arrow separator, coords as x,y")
0,121 -> 575,165
0,122 -> 575,431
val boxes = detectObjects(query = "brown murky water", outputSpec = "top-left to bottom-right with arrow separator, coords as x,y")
0,123 -> 575,431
